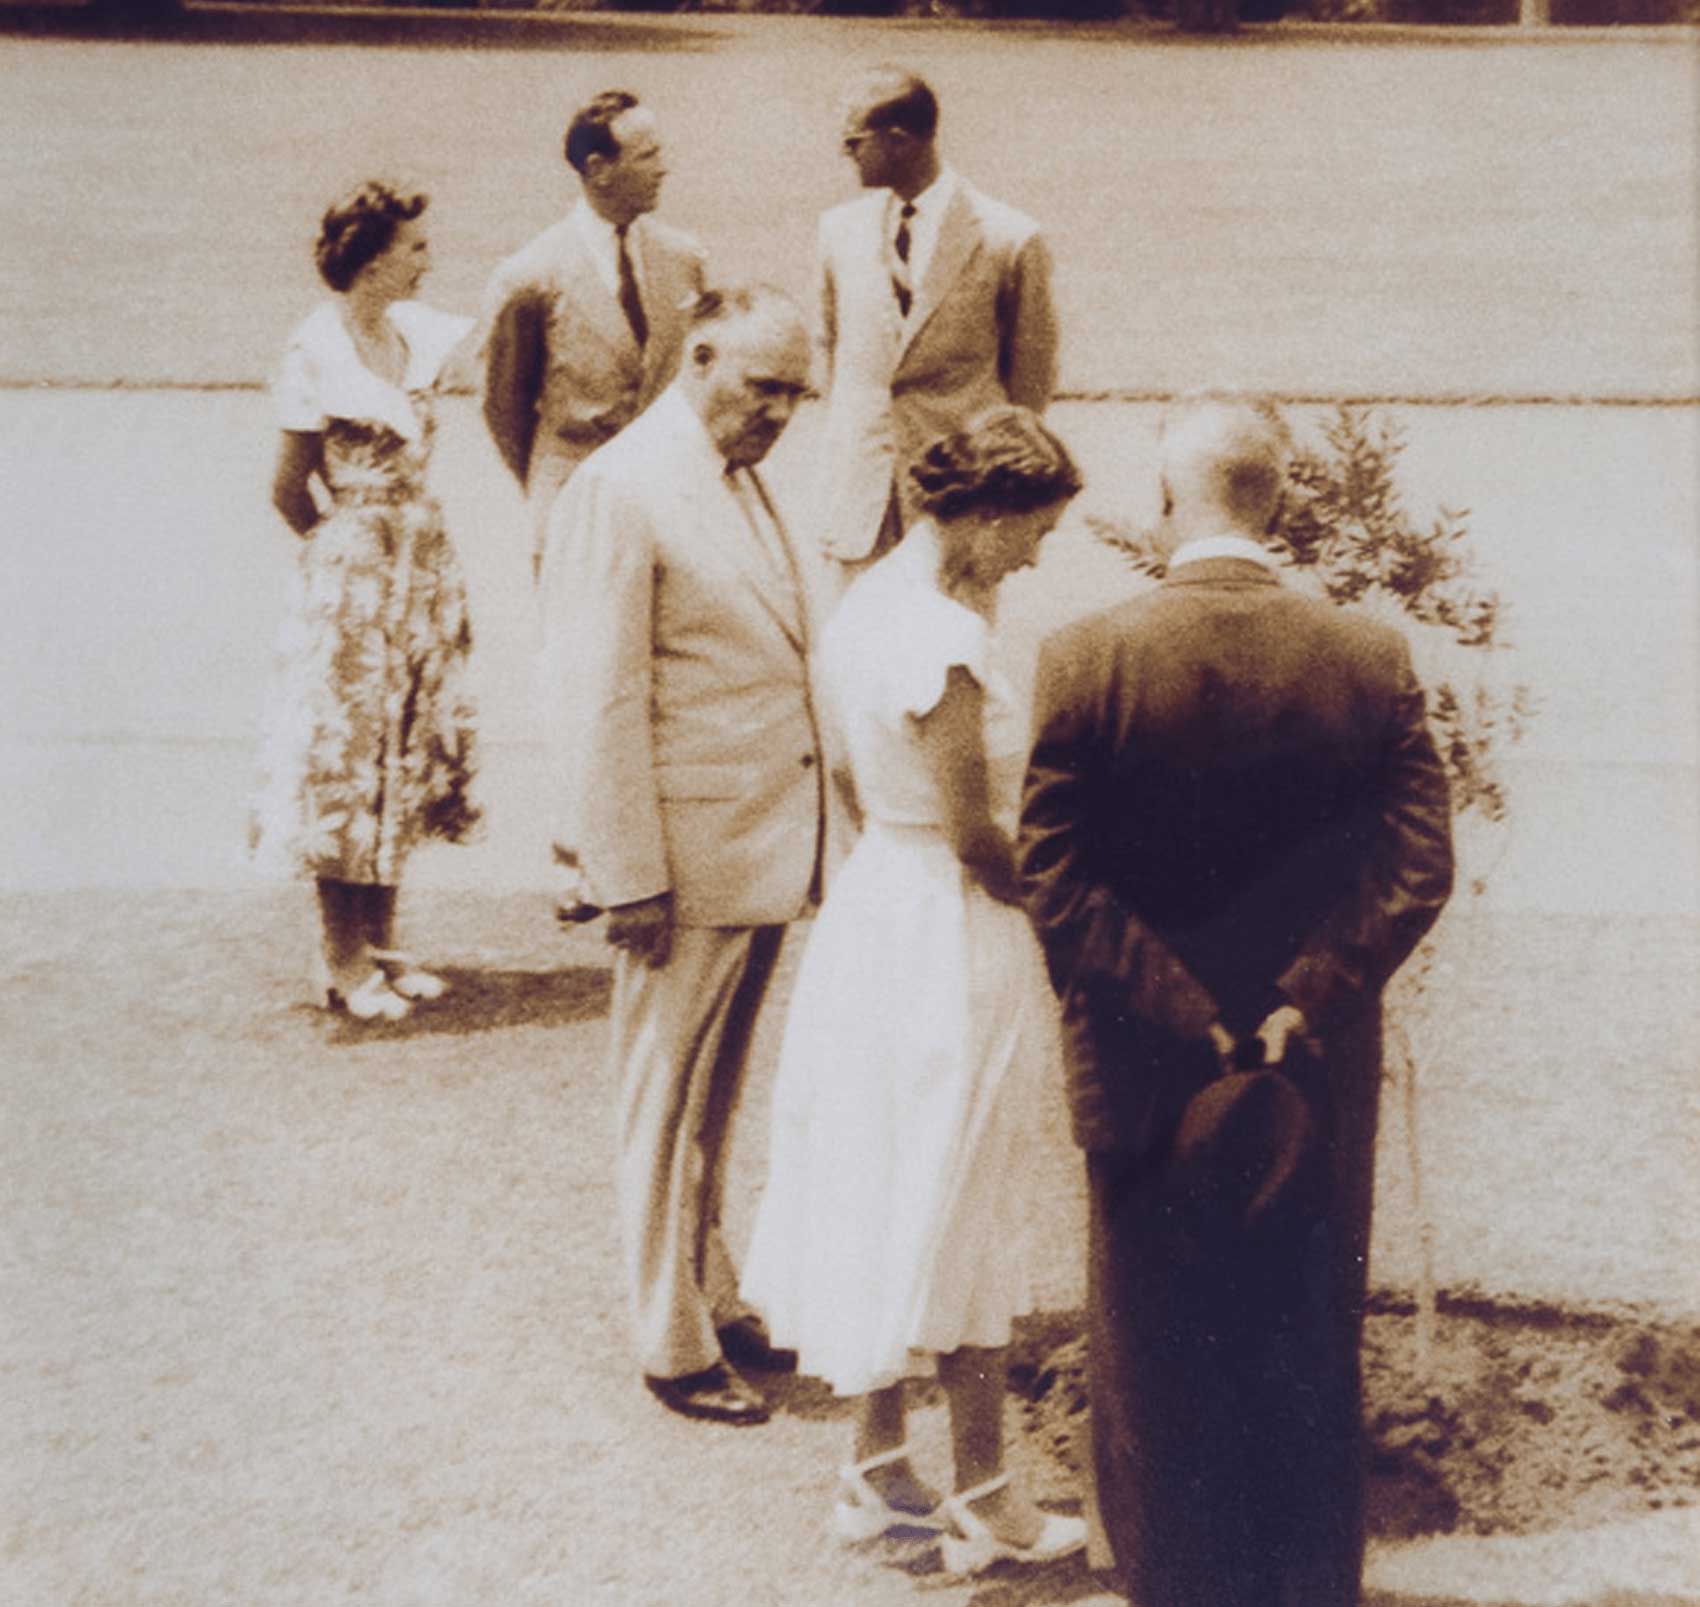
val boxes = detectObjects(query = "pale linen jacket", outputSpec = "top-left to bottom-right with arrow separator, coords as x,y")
814,178 -> 1060,562
536,386 -> 829,928
480,210 -> 707,552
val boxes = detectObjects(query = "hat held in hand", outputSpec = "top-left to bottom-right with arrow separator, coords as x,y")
1162,1044 -> 1321,1239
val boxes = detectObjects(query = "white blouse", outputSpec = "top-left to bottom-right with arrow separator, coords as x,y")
273,300 -> 472,444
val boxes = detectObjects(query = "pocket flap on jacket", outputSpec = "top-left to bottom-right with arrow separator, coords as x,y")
655,760 -> 750,801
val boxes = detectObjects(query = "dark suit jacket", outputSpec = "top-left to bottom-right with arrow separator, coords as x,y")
1019,555 -> 1455,1157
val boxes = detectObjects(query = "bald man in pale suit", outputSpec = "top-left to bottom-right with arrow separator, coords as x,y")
539,288 -> 826,1426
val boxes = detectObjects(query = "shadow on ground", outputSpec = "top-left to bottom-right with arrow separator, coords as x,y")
0,1 -> 721,50
313,964 -> 611,1040
1365,1597 -> 1699,1607
955,1553 -> 1104,1604
813,1523 -> 1103,1602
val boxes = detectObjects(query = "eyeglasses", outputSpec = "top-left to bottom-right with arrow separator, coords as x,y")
840,127 -> 890,156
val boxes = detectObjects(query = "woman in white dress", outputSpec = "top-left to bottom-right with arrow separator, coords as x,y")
741,406 -> 1085,1576
253,182 -> 480,1023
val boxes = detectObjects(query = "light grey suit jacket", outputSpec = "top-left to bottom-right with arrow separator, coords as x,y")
814,177 -> 1060,562
481,211 -> 707,561
537,387 -> 828,928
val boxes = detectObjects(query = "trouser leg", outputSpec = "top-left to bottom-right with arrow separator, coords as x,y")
315,877 -> 371,993
1088,1152 -> 1277,1607
610,923 -> 783,1379
695,925 -> 785,1323
1271,1032 -> 1381,1607
359,883 -> 398,953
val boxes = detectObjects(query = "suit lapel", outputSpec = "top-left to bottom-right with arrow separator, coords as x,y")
712,467 -> 806,654
633,223 -> 689,386
655,393 -> 807,653
897,184 -> 981,365
743,468 -> 809,654
560,231 -> 638,362
851,197 -> 903,366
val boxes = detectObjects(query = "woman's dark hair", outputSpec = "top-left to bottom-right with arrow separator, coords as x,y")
909,405 -> 1083,521
314,181 -> 428,294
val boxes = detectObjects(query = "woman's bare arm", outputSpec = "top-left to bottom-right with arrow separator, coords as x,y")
915,663 -> 1021,905
271,429 -> 325,536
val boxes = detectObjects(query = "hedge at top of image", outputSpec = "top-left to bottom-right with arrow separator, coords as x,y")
578,0 -> 1698,19
70,0 -> 1700,24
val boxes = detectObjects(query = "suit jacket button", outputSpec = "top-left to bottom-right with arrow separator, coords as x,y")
800,753 -> 816,768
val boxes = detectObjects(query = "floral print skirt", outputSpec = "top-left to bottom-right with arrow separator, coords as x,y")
250,494 -> 480,885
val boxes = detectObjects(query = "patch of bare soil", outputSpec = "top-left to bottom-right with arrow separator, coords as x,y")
1010,1299 -> 1700,1539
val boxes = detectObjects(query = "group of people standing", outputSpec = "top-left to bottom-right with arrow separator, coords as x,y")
249,62 -> 1456,1607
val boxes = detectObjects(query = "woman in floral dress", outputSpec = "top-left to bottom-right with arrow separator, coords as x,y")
252,181 -> 480,1023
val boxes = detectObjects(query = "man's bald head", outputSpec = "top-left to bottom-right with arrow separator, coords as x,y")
1155,397 -> 1292,554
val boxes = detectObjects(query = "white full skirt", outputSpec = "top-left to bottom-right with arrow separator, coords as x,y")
741,821 -> 1058,1395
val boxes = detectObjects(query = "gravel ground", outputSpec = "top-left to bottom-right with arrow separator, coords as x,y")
4,889 -> 1697,1603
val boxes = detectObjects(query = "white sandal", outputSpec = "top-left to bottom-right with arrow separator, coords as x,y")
370,950 -> 448,1002
831,1443 -> 943,1542
938,1471 -> 1086,1576
330,969 -> 411,1024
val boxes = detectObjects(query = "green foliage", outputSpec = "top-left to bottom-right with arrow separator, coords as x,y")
1093,403 -> 1535,827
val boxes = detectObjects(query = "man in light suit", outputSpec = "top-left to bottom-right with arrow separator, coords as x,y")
482,90 -> 708,575
1020,399 -> 1454,1605
814,66 -> 1059,581
539,286 -> 821,1426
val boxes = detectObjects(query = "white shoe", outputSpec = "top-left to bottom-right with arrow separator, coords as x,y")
830,1443 -> 943,1542
938,1472 -> 1086,1576
332,970 -> 411,1024
370,950 -> 448,1001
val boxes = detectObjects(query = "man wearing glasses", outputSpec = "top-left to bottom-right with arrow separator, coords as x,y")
812,66 -> 1060,587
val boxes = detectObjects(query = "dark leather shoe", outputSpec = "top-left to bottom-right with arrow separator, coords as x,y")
717,1314 -> 798,1374
645,1362 -> 770,1425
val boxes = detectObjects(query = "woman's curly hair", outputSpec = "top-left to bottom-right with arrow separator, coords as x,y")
909,405 -> 1083,521
314,181 -> 428,294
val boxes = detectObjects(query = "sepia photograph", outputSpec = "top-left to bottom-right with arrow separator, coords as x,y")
2,1 -> 1696,1602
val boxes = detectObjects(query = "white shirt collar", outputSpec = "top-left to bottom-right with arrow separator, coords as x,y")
572,198 -> 637,298
898,165 -> 955,223
887,166 -> 956,291
656,384 -> 734,478
1167,534 -> 1280,573
293,301 -> 431,442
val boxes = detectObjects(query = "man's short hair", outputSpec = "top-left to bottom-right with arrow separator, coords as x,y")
564,90 -> 641,173
851,68 -> 939,141
1159,395 -> 1292,534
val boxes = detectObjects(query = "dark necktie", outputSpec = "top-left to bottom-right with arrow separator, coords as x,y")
616,224 -> 648,347
891,201 -> 916,319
